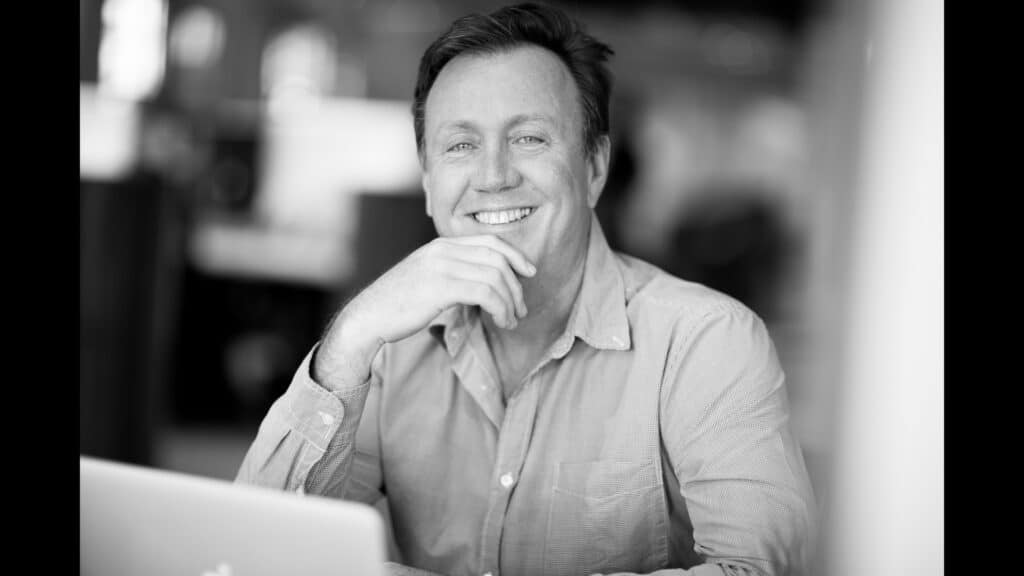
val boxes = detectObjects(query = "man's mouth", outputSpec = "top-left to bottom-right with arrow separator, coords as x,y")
472,207 -> 535,225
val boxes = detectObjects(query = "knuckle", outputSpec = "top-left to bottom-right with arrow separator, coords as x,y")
485,283 -> 502,300
472,245 -> 491,260
488,251 -> 507,268
474,282 -> 491,300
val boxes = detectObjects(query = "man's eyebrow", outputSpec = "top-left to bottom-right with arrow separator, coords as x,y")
506,113 -> 556,128
436,121 -> 477,134
435,114 -> 556,134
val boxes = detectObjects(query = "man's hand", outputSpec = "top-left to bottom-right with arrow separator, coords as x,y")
314,235 -> 536,384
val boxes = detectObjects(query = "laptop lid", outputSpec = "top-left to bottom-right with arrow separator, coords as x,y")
80,456 -> 386,576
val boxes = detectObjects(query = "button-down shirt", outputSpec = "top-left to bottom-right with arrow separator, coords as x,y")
236,217 -> 815,576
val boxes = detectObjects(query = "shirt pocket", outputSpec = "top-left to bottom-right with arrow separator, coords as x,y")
544,459 -> 666,575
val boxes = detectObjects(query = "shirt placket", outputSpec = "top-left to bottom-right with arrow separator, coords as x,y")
477,379 -> 539,576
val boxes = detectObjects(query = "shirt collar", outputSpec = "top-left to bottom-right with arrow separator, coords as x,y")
429,213 -> 632,355
429,304 -> 471,356
563,214 -> 631,352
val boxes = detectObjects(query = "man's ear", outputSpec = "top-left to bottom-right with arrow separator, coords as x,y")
422,171 -> 433,217
586,135 -> 611,208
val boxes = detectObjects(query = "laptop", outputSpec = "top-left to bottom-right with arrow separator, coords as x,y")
80,456 -> 386,576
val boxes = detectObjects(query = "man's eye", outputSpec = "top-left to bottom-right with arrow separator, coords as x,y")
514,135 -> 545,145
447,142 -> 474,153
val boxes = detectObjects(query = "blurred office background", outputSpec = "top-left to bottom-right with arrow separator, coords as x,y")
80,0 -> 942,574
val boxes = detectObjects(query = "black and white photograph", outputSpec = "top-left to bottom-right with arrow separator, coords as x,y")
80,0 -> 943,574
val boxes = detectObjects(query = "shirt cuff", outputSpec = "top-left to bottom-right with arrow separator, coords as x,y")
278,345 -> 369,451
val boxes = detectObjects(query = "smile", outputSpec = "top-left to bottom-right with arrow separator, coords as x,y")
472,207 -> 535,225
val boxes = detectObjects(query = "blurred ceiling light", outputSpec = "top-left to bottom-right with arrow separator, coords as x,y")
735,97 -> 806,172
169,5 -> 225,69
98,0 -> 168,101
81,84 -> 140,180
261,23 -> 338,110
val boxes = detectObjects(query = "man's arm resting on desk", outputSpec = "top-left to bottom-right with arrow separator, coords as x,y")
383,562 -> 446,576
648,303 -> 815,576
594,565 -> 751,576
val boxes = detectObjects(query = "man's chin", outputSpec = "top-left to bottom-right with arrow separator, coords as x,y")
497,231 -> 538,259
488,232 -> 542,274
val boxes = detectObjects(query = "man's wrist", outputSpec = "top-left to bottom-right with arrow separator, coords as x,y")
312,311 -> 382,390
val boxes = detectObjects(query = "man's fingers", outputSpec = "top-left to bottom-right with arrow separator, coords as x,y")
446,262 -> 519,327
449,249 -> 527,318
447,235 -> 537,278
496,262 -> 527,319
458,279 -> 516,329
426,235 -> 535,326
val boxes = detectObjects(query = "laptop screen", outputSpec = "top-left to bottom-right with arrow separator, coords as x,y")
80,457 -> 385,576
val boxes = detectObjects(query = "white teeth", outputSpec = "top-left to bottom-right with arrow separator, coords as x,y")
473,207 -> 533,225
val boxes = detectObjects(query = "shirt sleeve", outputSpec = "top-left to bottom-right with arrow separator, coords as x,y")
234,343 -> 383,504
590,565 -> 734,576
658,302 -> 817,576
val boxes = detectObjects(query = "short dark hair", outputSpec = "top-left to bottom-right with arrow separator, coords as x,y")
412,2 -> 615,158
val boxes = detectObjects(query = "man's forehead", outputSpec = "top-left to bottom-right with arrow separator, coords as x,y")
423,45 -> 582,130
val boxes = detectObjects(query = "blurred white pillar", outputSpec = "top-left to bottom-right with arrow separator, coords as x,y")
826,0 -> 943,574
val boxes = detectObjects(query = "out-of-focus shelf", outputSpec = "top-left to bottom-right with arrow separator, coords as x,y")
154,426 -> 255,482
187,216 -> 353,288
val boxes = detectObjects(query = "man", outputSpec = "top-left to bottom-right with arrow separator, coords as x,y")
236,4 -> 815,575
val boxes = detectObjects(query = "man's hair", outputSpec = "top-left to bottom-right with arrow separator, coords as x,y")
412,2 -> 615,158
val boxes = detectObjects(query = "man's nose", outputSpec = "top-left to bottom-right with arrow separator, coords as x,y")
472,144 -> 522,193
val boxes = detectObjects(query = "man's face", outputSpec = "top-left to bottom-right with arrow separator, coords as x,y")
421,45 -> 609,278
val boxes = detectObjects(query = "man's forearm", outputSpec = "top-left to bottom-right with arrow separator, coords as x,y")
595,561 -> 761,576
383,562 -> 446,576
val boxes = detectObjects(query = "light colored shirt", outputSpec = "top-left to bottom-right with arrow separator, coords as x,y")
236,217 -> 815,576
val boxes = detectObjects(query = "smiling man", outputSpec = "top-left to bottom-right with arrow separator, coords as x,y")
236,4 -> 815,576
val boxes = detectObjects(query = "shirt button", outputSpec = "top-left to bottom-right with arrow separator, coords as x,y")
499,473 -> 515,488
319,411 -> 334,427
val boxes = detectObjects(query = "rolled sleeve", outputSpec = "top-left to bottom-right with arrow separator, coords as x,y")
235,345 -> 373,494
282,349 -> 348,449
